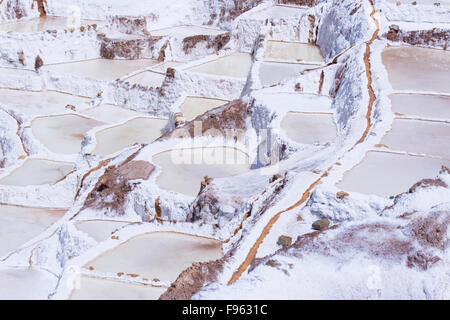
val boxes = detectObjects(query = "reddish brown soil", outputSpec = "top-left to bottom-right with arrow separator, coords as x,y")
84,160 -> 154,214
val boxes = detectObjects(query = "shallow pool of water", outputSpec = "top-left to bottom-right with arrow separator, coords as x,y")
124,71 -> 166,88
149,25 -> 224,37
382,46 -> 450,93
390,94 -> 450,120
179,97 -> 228,121
264,41 -> 324,64
281,112 -> 337,144
150,61 -> 184,73
337,151 -> 450,197
0,89 -> 90,115
259,62 -> 311,86
81,104 -> 145,123
0,159 -> 74,186
0,16 -> 103,33
75,220 -> 129,242
0,205 -> 65,258
42,59 -> 159,81
187,52 -> 253,78
380,119 -> 450,159
32,114 -> 104,154
70,276 -> 166,300
153,147 -> 251,196
0,268 -> 57,299
92,117 -> 168,156
87,232 -> 222,282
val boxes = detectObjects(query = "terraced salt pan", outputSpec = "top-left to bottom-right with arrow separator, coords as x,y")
150,61 -> 184,73
32,114 -> 104,154
0,159 -> 74,186
281,112 -> 337,144
264,41 -> 324,64
92,117 -> 168,156
42,59 -> 159,81
149,25 -> 225,37
179,96 -> 228,121
87,232 -> 222,282
380,119 -> 450,159
0,89 -> 90,116
187,52 -> 253,78
123,61 -> 185,87
70,277 -> 166,300
259,62 -> 311,86
247,5 -> 306,20
382,46 -> 450,93
0,205 -> 65,258
337,151 -> 450,197
81,104 -> 145,123
153,147 -> 251,196
0,268 -> 57,299
0,16 -> 103,33
390,94 -> 450,120
124,71 -> 166,88
75,220 -> 129,242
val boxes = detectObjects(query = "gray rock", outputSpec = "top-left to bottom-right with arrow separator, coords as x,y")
312,219 -> 331,231
277,235 -> 293,248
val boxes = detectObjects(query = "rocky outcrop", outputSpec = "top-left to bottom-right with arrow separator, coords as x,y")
98,34 -> 163,60
159,99 -> 250,141
34,55 -> 43,70
1,0 -> 26,20
182,33 -> 231,54
207,0 -> 264,26
385,25 -> 450,50
84,160 -> 155,215
32,0 -> 46,17
108,15 -> 149,35
159,259 -> 224,300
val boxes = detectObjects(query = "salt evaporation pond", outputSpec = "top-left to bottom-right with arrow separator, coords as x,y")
390,94 -> 450,120
187,52 -> 253,78
75,220 -> 129,242
87,232 -> 222,282
150,61 -> 184,73
281,112 -> 337,144
264,41 -> 324,63
382,46 -> 450,93
124,71 -> 166,88
42,59 -> 159,81
0,268 -> 57,300
149,25 -> 224,37
337,151 -> 450,197
153,147 -> 251,196
70,276 -> 166,300
32,114 -> 104,154
179,96 -> 228,121
92,117 -> 168,156
0,16 -> 103,33
380,119 -> 450,159
0,89 -> 90,115
0,159 -> 74,186
81,104 -> 145,123
0,205 -> 65,258
124,61 -> 185,87
259,62 -> 311,86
